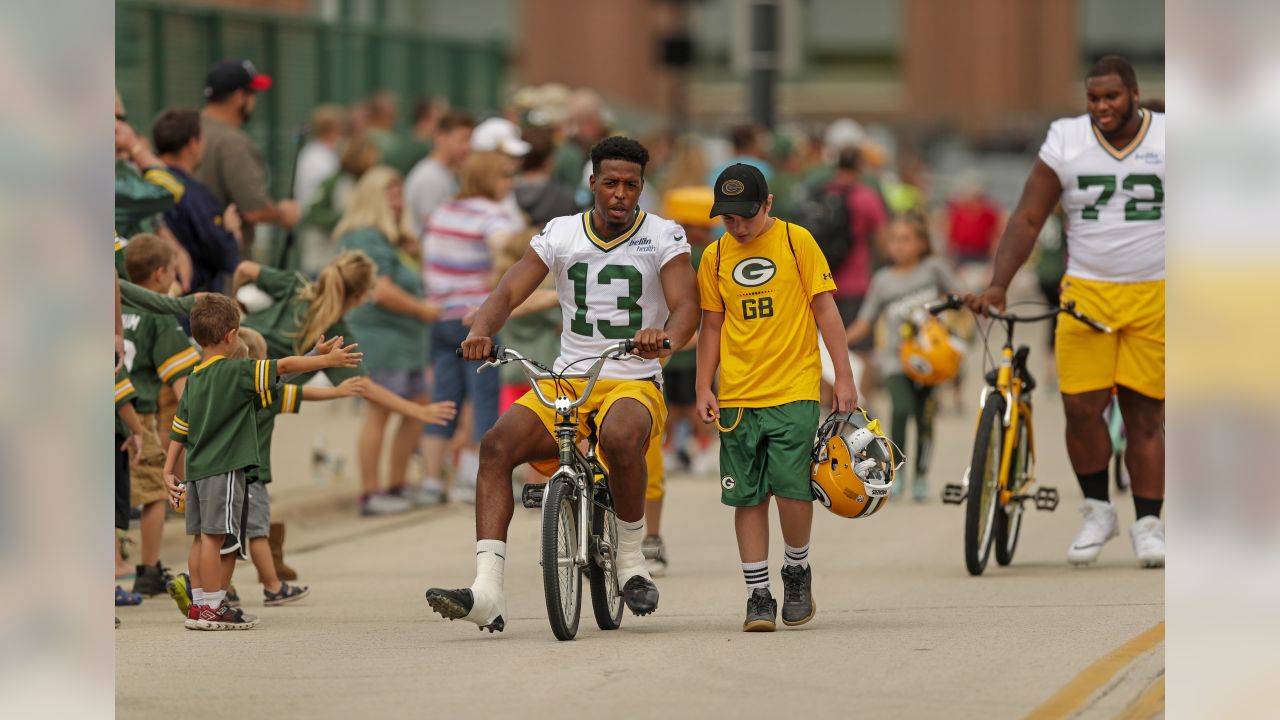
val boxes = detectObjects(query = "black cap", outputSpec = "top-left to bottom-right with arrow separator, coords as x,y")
204,60 -> 272,100
709,163 -> 769,218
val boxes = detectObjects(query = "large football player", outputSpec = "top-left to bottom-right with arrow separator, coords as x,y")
426,137 -> 699,632
966,55 -> 1165,568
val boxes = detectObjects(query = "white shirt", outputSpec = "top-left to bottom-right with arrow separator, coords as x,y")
530,210 -> 690,381
1038,110 -> 1165,282
295,141 -> 339,212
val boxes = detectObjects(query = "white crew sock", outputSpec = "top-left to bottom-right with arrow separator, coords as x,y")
422,476 -> 444,492
472,539 -> 506,594
615,518 -> 652,586
192,588 -> 206,606
207,590 -> 226,610
784,543 -> 810,570
742,560 -> 770,595
456,449 -> 480,489
465,539 -> 507,625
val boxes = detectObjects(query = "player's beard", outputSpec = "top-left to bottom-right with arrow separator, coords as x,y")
1096,96 -> 1136,137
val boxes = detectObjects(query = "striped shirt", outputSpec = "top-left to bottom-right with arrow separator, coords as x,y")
422,197 -> 521,319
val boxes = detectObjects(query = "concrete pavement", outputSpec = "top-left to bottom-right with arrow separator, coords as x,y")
116,344 -> 1164,718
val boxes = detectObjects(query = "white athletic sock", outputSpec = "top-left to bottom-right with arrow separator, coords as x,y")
615,518 -> 652,585
457,449 -> 480,489
207,590 -> 226,610
743,560 -> 769,594
472,539 -> 506,594
192,588 -> 206,606
422,476 -> 444,492
784,543 -> 810,570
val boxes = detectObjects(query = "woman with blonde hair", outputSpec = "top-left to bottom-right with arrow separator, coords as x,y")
329,165 -> 447,514
234,243 -> 454,516
420,150 -> 522,504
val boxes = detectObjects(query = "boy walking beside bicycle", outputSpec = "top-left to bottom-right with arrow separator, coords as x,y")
696,164 -> 859,631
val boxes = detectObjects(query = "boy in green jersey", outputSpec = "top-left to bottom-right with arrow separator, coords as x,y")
164,294 -> 362,630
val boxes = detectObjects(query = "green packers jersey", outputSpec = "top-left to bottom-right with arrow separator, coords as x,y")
240,265 -> 366,386
170,356 -> 279,481
248,383 -> 304,484
121,308 -> 200,413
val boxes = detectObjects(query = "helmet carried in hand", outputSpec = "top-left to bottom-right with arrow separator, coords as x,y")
810,409 -> 904,518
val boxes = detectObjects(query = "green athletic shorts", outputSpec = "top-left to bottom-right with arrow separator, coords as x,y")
717,400 -> 820,507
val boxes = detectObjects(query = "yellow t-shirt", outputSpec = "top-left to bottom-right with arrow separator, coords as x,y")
697,219 -> 836,408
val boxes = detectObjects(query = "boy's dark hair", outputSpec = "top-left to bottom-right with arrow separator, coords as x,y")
151,108 -> 202,155
437,110 -> 475,133
1087,55 -> 1138,91
123,233 -> 176,283
190,294 -> 241,346
590,136 -> 649,175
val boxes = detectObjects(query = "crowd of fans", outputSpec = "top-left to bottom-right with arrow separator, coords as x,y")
113,57 -> 1029,620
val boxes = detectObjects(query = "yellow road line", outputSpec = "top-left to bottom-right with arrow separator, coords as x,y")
1115,676 -> 1165,720
1023,622 -> 1165,720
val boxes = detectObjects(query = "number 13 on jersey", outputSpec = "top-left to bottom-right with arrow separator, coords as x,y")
567,262 -> 643,339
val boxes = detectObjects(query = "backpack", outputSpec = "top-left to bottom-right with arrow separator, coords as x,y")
791,181 -> 855,270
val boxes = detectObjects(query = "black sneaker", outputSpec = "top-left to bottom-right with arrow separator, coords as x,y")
425,587 -> 506,633
264,582 -> 310,606
622,575 -> 659,616
130,562 -> 173,596
744,587 -> 777,632
225,582 -> 241,608
780,564 -> 816,626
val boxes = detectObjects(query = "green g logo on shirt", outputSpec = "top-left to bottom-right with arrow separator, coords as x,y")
732,257 -> 776,287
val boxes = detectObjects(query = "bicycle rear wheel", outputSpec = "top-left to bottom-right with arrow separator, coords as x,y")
541,478 -> 582,641
995,414 -> 1028,567
587,484 -> 624,630
965,394 -> 1005,576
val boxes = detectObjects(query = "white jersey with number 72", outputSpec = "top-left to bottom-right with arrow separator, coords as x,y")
1039,109 -> 1165,283
529,210 -> 691,381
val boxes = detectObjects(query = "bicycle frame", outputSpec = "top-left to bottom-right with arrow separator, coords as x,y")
983,343 -> 1037,509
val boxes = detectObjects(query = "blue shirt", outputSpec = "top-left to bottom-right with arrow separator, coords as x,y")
162,166 -> 240,293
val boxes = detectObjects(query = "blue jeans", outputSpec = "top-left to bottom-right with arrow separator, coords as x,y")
425,319 -> 500,442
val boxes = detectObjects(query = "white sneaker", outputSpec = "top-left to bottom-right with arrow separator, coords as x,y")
691,443 -> 720,477
410,483 -> 446,507
1066,498 -> 1119,565
452,481 -> 477,505
1129,516 -> 1166,568
360,492 -> 413,516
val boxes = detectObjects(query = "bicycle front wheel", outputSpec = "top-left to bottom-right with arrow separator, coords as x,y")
995,414 -> 1028,567
541,478 -> 582,641
587,484 -> 624,630
965,394 -> 1006,576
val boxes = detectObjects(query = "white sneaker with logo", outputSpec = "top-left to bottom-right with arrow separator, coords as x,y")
1129,516 -> 1166,568
1066,498 -> 1119,565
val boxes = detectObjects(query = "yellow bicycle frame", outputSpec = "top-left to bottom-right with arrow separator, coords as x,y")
980,345 -> 1039,508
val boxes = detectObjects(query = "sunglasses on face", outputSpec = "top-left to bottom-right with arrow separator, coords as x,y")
115,113 -> 127,122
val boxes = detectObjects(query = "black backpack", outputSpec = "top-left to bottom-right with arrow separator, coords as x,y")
791,181 -> 855,269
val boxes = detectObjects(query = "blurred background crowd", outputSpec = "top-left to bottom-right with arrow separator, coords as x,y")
111,0 -> 1164,521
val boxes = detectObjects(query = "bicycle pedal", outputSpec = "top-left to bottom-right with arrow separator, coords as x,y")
941,483 -> 966,505
1034,486 -> 1059,511
521,483 -> 546,509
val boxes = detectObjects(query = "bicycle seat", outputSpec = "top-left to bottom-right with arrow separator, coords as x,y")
1020,368 -> 1037,393
985,369 -> 999,386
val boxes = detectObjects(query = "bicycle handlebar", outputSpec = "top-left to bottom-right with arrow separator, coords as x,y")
454,339 -> 670,413
926,294 -> 1112,333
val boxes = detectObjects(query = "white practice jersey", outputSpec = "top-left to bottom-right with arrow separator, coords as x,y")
1039,109 -> 1165,282
530,210 -> 691,381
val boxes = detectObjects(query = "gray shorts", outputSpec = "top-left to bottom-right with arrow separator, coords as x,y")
185,469 -> 249,558
245,483 -> 271,539
369,368 -> 428,399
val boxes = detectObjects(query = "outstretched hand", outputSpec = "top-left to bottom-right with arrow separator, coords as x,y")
313,334 -> 343,355
415,400 -> 458,426
337,377 -> 369,396
325,340 -> 363,368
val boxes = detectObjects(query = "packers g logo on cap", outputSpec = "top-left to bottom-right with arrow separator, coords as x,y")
732,257 -> 776,287
721,179 -> 745,196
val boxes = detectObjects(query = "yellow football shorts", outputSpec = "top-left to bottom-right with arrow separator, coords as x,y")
516,378 -> 668,501
1056,275 -> 1165,400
